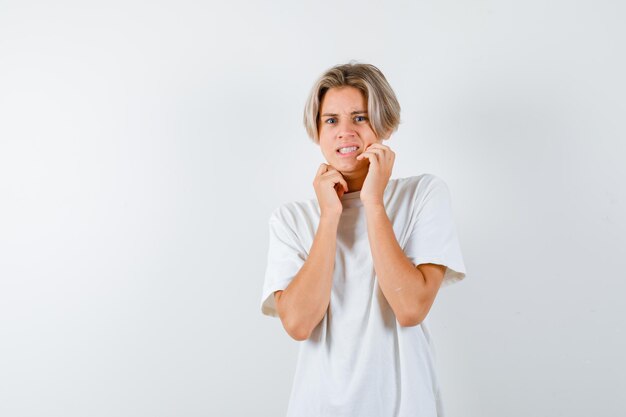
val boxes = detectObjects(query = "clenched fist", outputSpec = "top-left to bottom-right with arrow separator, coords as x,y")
313,164 -> 348,218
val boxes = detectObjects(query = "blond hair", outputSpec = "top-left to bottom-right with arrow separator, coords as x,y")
303,61 -> 401,144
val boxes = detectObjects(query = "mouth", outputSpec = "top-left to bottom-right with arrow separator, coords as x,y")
336,145 -> 360,158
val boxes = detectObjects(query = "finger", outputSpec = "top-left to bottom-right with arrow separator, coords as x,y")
367,143 -> 393,154
360,152 -> 381,167
357,151 -> 379,161
367,143 -> 391,151
316,163 -> 329,176
365,145 -> 388,154
333,180 -> 348,194
365,148 -> 385,158
371,149 -> 392,163
322,169 -> 343,180
341,179 -> 348,192
368,144 -> 395,160
368,144 -> 394,161
327,172 -> 349,192
358,148 -> 390,164
368,153 -> 380,169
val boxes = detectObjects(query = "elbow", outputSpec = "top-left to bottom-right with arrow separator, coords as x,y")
397,308 -> 425,328
397,291 -> 435,327
285,320 -> 312,341
278,310 -> 312,341
275,292 -> 316,341
290,327 -> 311,341
398,315 -> 422,327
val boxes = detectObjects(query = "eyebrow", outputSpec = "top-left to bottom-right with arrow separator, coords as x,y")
321,110 -> 368,117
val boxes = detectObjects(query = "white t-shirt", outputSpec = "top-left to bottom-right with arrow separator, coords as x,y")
261,173 -> 467,417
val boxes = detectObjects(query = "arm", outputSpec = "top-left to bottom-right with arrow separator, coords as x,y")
274,214 -> 340,341
364,204 -> 446,327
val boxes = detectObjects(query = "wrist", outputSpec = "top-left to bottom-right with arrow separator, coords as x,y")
363,201 -> 386,211
319,213 -> 341,226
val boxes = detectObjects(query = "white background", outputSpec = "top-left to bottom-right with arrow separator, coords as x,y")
1,1 -> 625,416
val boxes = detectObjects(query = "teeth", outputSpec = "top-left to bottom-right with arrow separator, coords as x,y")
338,146 -> 358,154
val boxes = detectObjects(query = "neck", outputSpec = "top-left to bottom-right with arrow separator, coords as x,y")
336,167 -> 368,192
345,178 -> 364,192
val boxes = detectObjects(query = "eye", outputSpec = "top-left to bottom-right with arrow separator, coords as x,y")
324,117 -> 336,124
355,115 -> 368,122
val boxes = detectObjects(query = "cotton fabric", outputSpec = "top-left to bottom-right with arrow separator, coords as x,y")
261,173 -> 467,417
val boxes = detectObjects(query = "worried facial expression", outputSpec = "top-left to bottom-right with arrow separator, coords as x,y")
318,86 -> 382,173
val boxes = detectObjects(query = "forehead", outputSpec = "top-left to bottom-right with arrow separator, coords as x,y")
320,86 -> 367,113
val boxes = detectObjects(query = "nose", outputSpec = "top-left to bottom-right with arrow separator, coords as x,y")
337,118 -> 357,139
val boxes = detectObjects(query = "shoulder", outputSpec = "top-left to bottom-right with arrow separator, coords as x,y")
269,197 -> 318,227
268,198 -> 319,248
388,173 -> 449,201
402,173 -> 447,190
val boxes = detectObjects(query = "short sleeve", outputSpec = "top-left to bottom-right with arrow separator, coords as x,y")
403,176 -> 467,287
260,208 -> 307,317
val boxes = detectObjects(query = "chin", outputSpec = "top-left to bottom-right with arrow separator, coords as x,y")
334,163 -> 364,173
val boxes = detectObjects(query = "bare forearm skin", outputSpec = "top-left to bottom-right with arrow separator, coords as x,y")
364,203 -> 428,326
275,215 -> 340,341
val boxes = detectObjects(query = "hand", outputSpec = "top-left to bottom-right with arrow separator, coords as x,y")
313,163 -> 349,218
356,143 -> 395,206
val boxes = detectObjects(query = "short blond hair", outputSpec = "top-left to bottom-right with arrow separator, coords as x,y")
303,61 -> 401,144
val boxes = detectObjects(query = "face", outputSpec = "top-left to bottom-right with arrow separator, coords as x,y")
317,86 -> 382,175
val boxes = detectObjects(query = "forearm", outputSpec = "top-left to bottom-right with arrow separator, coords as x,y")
364,203 -> 427,326
277,215 -> 339,340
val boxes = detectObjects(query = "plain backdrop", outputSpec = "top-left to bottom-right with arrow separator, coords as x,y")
1,1 -> 625,416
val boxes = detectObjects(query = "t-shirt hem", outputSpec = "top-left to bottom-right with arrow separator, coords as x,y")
408,254 -> 467,288
261,277 -> 295,317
